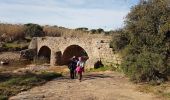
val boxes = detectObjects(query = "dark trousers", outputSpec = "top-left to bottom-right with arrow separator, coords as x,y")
70,70 -> 75,79
74,70 -> 77,78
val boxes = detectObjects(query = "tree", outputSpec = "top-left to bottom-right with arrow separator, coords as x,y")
90,29 -> 97,34
24,23 -> 44,37
96,28 -> 104,33
110,29 -> 129,51
75,27 -> 88,31
112,0 -> 170,82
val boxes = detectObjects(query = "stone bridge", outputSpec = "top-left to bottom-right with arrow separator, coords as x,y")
27,36 -> 120,68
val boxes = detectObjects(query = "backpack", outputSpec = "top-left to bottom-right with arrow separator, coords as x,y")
68,61 -> 77,71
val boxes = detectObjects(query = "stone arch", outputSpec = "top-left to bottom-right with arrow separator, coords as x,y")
38,46 -> 51,63
61,45 -> 89,65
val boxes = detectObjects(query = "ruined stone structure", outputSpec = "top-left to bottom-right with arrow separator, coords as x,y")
27,36 -> 120,68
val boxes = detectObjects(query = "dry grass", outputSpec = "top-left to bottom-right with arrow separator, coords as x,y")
0,72 -> 62,100
0,23 -> 112,43
136,82 -> 170,100
43,25 -> 92,37
0,23 -> 25,42
47,66 -> 69,74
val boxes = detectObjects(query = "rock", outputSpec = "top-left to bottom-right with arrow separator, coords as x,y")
0,60 -> 9,65
20,49 -> 36,60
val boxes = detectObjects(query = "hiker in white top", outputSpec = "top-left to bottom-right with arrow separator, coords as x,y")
76,57 -> 85,82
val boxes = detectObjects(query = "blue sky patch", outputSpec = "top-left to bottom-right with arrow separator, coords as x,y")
0,0 -> 139,30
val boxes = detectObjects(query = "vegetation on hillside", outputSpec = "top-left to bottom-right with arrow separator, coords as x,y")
0,24 -> 25,42
111,0 -> 170,83
0,23 -> 110,42
0,23 -> 111,52
24,23 -> 45,38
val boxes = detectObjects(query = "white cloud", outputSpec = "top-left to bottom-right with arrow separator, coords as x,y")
0,0 -> 132,30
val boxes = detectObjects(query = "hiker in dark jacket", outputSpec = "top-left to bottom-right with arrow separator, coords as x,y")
68,56 -> 77,79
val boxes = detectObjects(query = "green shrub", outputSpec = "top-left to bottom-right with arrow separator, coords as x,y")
88,66 -> 116,72
111,0 -> 170,83
0,95 -> 8,100
24,23 -> 44,37
110,29 -> 129,51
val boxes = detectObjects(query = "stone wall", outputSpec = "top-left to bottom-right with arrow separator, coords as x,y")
28,36 -> 121,68
93,38 -> 121,67
28,37 -> 37,50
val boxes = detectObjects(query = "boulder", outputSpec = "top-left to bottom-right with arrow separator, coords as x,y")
20,49 -> 36,60
0,60 -> 9,65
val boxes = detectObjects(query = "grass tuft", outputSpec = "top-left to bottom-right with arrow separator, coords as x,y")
87,66 -> 117,72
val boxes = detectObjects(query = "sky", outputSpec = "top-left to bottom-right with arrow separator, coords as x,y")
0,0 -> 139,31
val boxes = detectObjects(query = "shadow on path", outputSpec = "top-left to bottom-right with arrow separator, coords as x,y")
83,73 -> 114,80
53,73 -> 114,82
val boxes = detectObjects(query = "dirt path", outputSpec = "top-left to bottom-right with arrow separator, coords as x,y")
10,71 -> 160,100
